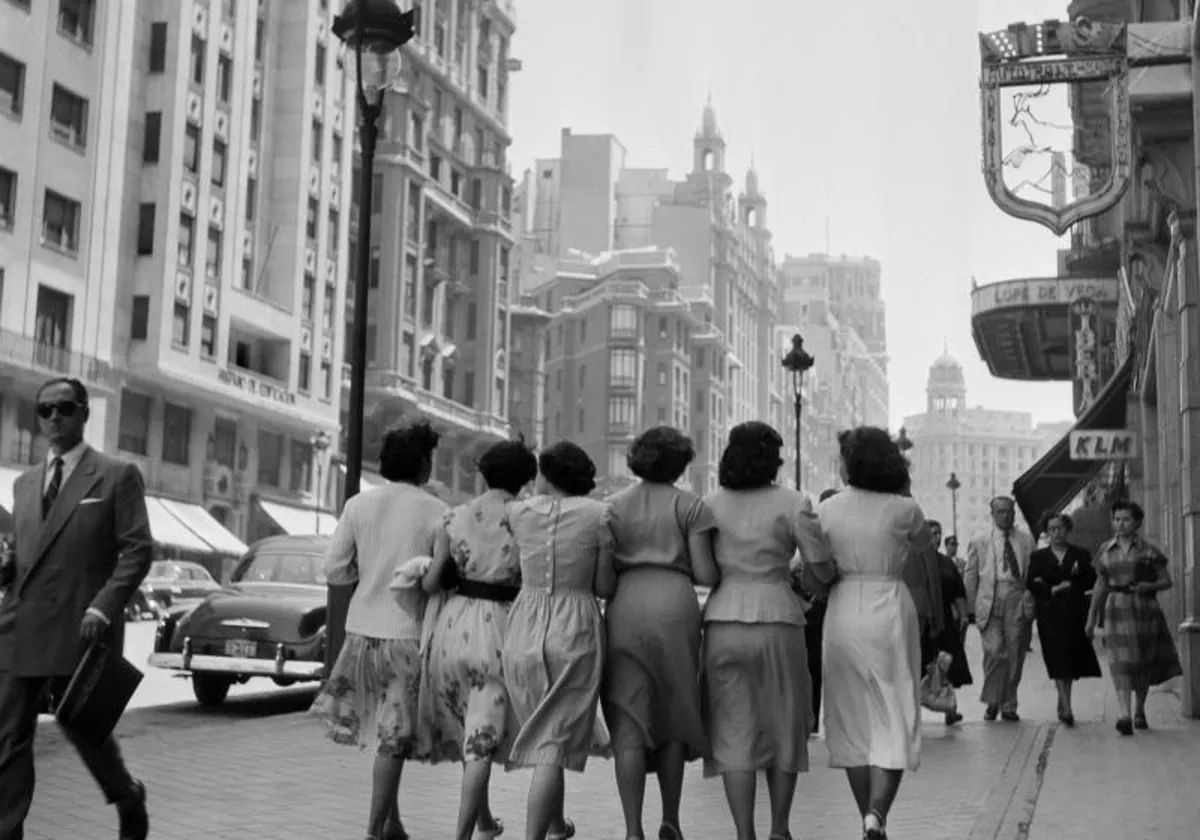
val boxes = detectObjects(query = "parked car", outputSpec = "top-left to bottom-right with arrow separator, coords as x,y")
147,535 -> 330,706
126,560 -> 223,621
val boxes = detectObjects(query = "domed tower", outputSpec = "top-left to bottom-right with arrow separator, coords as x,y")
927,352 -> 966,415
739,160 -> 768,232
692,95 -> 728,175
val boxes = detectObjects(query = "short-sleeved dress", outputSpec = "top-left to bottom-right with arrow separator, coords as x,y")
1094,536 -> 1182,692
420,489 -> 522,764
818,488 -> 924,772
502,495 -> 612,771
701,485 -> 831,777
602,481 -> 717,766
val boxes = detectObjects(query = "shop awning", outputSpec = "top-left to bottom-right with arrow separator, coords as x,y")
145,496 -> 215,555
0,466 -> 24,532
156,497 -> 248,557
257,498 -> 339,536
1012,355 -> 1134,530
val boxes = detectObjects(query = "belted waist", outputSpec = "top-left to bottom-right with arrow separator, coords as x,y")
838,573 -> 901,583
455,578 -> 520,603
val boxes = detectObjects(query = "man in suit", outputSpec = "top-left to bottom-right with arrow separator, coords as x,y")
965,495 -> 1036,722
0,378 -> 154,840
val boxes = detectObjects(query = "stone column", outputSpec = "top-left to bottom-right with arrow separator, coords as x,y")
1171,209 -> 1200,717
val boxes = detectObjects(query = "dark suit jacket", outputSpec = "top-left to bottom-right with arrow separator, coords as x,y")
0,447 -> 154,677
1026,544 -> 1095,610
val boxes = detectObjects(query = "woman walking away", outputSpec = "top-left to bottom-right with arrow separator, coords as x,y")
1027,513 -> 1101,727
702,422 -> 835,840
1086,501 -> 1182,735
420,440 -> 539,840
604,426 -> 719,840
312,421 -> 449,840
504,442 -> 614,840
817,427 -> 925,840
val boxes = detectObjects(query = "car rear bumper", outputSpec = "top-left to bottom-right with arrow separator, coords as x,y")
147,651 -> 324,679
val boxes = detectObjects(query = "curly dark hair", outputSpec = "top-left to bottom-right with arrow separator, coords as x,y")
718,421 -> 784,491
478,438 -> 539,495
838,426 -> 910,495
538,441 -> 597,497
379,420 -> 440,483
1037,511 -> 1074,535
1111,500 -> 1145,524
627,426 -> 695,484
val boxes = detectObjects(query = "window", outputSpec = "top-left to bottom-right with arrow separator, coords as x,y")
327,208 -> 339,251
216,55 -> 232,103
178,212 -> 195,266
311,119 -> 323,162
200,314 -> 216,357
609,394 -> 636,427
184,124 -> 200,174
149,22 -> 168,72
469,240 -> 480,274
314,43 -> 326,86
332,133 -> 343,165
42,190 -> 81,254
190,36 -> 205,85
250,99 -> 262,138
0,53 -> 25,116
369,246 -> 381,288
323,284 -> 334,332
245,177 -> 257,222
463,371 -> 475,408
211,140 -> 227,187
49,85 -> 88,148
289,439 -> 313,492
408,112 -> 424,152
610,304 -> 637,338
58,0 -> 95,45
172,301 -> 190,346
302,274 -> 316,321
298,351 -> 312,393
254,19 -> 266,61
205,226 -> 222,276
143,112 -> 162,163
161,403 -> 192,466
256,430 -> 283,486
130,295 -> 150,340
321,360 -> 332,400
306,197 -> 318,239
117,390 -> 151,455
404,254 -> 418,316
34,285 -> 71,355
0,167 -> 15,230
609,349 -> 637,388
136,203 -> 155,255
466,301 -> 476,339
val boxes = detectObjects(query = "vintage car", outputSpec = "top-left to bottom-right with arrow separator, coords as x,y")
147,534 -> 330,706
126,560 -> 223,621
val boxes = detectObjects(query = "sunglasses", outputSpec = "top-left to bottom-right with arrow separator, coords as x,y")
37,400 -> 81,419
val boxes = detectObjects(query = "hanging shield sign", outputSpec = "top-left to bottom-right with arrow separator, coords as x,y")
979,24 -> 1133,237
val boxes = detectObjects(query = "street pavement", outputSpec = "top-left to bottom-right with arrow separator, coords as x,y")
20,629 -> 1200,839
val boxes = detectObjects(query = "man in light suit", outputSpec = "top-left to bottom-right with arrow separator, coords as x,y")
0,378 -> 154,840
965,495 -> 1036,722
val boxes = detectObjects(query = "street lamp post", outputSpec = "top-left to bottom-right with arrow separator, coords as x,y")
896,426 -> 913,454
312,430 -> 332,534
946,471 -> 961,540
326,0 -> 416,676
781,334 -> 815,491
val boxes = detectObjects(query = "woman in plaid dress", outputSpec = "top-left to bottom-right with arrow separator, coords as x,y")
1086,501 -> 1182,736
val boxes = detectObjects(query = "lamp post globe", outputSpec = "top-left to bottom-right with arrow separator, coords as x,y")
780,334 -> 816,491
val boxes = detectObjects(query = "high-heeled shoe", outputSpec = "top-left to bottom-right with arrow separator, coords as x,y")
476,817 -> 505,839
659,823 -> 684,840
863,808 -> 887,840
547,818 -> 576,840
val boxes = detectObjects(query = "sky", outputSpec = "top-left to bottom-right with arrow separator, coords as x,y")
504,0 -> 1077,429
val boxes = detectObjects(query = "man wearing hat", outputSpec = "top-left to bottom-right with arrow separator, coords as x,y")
0,377 -> 154,840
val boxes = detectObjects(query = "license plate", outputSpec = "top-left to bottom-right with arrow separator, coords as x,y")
224,639 -> 257,658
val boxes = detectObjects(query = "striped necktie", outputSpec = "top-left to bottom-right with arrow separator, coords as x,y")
43,457 -> 64,519
1002,532 -> 1020,580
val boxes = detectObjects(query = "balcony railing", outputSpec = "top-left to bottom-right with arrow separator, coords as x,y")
0,328 -> 118,389
561,279 -> 648,312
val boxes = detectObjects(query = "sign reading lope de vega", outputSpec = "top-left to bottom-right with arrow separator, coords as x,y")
971,277 -> 1119,315
1069,429 -> 1137,460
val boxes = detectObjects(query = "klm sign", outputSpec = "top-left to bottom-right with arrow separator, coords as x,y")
1069,430 -> 1137,461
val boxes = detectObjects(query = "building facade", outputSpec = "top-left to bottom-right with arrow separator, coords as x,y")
343,0 -> 517,505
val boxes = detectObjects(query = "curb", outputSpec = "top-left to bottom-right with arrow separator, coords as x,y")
966,722 -> 1056,840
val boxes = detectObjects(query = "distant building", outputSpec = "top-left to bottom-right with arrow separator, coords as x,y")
905,354 -> 1071,541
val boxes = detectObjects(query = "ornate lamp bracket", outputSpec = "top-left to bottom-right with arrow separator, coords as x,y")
979,19 -> 1133,236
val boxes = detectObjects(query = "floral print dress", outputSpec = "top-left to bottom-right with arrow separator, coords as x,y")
419,489 -> 522,763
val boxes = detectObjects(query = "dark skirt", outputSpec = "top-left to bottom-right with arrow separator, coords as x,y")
1035,600 -> 1102,682
935,601 -> 972,687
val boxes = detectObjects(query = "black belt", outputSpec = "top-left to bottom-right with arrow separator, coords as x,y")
455,578 -> 520,603
1109,585 -> 1154,597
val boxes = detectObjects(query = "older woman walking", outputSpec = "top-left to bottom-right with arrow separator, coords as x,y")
1086,500 -> 1182,735
420,440 -> 539,840
504,442 -> 614,840
603,426 -> 719,840
818,427 -> 926,840
312,421 -> 449,840
702,421 -> 835,840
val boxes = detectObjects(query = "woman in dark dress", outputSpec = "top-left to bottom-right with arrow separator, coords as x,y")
1026,513 -> 1102,726
927,521 -> 972,726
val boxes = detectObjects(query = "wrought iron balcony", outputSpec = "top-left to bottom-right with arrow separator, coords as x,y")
0,328 -> 118,389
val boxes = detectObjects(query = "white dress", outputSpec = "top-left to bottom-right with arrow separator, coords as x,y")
817,488 -> 924,771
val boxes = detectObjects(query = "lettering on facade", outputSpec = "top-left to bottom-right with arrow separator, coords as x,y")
1070,297 -> 1100,415
972,278 -> 1118,315
981,57 -> 1124,88
1069,430 -> 1137,461
217,368 -> 297,406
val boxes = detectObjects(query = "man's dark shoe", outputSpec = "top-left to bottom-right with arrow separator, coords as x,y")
117,780 -> 148,840
983,705 -> 999,721
1001,710 -> 1020,722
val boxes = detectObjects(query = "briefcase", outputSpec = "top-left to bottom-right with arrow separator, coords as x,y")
54,641 -> 144,744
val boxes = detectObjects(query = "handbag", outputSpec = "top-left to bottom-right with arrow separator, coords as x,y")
920,652 -> 957,714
